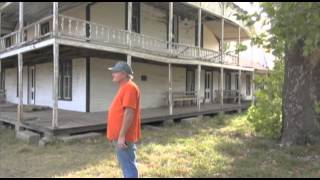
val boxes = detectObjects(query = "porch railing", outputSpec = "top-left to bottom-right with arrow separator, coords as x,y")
0,14 -> 238,66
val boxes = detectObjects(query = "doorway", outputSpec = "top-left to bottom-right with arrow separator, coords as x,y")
28,66 -> 36,104
204,70 -> 213,103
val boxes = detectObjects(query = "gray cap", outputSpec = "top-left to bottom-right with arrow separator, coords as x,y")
108,61 -> 133,75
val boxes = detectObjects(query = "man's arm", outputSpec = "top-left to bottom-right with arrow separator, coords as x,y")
118,107 -> 135,149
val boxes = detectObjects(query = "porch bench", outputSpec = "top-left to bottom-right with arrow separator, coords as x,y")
214,90 -> 242,103
165,91 -> 202,107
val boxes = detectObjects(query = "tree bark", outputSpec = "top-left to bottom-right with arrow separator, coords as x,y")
281,40 -> 320,145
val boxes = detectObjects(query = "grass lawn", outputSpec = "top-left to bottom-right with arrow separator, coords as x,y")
1,113 -> 320,178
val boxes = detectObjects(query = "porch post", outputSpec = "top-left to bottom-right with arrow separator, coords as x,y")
220,3 -> 225,113
0,11 -> 2,37
0,60 -> 2,91
0,11 -> 1,90
16,54 -> 23,132
16,2 -> 24,133
127,2 -> 132,66
237,26 -> 241,66
252,70 -> 255,105
168,2 -> 173,53
197,64 -> 201,111
221,2 -> 225,64
197,4 -> 202,57
52,2 -> 59,128
238,70 -> 242,112
168,63 -> 173,115
220,67 -> 224,111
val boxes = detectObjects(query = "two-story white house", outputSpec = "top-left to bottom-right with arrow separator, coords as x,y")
0,2 -> 267,136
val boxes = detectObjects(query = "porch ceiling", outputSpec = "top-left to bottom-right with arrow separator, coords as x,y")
0,2 -> 89,35
144,2 -> 250,41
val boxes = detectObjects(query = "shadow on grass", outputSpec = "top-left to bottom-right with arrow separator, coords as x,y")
0,114 -> 232,178
3,113 -> 319,178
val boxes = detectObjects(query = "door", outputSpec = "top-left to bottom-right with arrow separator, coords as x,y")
186,69 -> 195,95
28,66 -> 35,104
204,71 -> 213,103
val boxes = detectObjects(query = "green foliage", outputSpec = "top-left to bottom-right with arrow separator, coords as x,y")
236,2 -> 320,58
247,59 -> 284,139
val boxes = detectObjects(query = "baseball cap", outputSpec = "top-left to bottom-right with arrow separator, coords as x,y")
108,61 -> 133,75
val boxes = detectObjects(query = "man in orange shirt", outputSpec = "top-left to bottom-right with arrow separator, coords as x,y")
107,61 -> 141,178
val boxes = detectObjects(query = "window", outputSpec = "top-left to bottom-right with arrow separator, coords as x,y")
246,74 -> 251,96
225,72 -> 231,90
172,14 -> 179,43
235,74 -> 239,90
58,60 -> 72,100
24,30 -> 28,41
40,22 -> 50,35
0,70 -> 5,91
132,2 -> 140,33
5,37 -> 12,48
186,69 -> 195,95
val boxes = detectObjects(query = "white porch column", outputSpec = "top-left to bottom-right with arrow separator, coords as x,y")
0,11 -> 2,37
220,2 -> 225,64
0,60 -> 2,91
168,63 -> 173,115
16,2 -> 24,133
197,64 -> 201,111
52,2 -> 59,128
237,26 -> 241,66
16,53 -> 23,132
252,70 -> 255,105
127,2 -> 132,66
197,4 -> 202,57
238,70 -> 242,112
168,2 -> 173,53
220,67 -> 224,111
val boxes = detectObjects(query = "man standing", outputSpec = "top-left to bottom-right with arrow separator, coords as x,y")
107,61 -> 141,178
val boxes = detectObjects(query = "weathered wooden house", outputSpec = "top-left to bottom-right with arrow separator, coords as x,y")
0,2 -> 267,137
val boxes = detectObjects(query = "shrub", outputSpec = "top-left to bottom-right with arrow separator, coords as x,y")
246,59 -> 284,139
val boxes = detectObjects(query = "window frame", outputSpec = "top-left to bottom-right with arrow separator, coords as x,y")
246,74 -> 251,96
58,59 -> 73,101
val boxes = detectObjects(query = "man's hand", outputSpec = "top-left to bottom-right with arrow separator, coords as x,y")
117,136 -> 127,149
117,107 -> 135,149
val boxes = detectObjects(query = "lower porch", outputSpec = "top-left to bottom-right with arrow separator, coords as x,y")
0,102 -> 250,136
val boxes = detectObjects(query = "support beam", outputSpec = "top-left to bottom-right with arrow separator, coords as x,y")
0,60 -> 2,90
18,2 -> 24,43
53,2 -> 59,37
168,2 -> 173,53
220,2 -> 225,64
16,2 -> 24,133
16,53 -> 23,133
197,64 -> 201,111
238,70 -> 242,112
52,2 -> 59,128
197,4 -> 202,57
237,26 -> 241,66
168,63 -> 173,115
127,2 -> 132,65
220,67 -> 224,111
252,71 -> 255,105
0,11 -> 2,37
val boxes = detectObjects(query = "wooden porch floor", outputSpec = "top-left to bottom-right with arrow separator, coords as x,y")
0,102 -> 250,136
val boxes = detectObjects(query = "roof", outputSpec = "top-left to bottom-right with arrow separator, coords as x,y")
239,58 -> 269,74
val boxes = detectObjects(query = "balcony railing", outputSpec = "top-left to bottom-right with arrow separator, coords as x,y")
0,14 -> 238,66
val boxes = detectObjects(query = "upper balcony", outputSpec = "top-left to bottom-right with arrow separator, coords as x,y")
0,2 -> 247,67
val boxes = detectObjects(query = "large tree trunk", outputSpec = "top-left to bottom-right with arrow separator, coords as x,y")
280,40 -> 320,146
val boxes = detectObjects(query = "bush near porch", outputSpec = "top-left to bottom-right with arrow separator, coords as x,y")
1,113 -> 320,178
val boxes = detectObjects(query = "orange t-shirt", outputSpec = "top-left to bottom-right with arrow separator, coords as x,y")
107,80 -> 141,143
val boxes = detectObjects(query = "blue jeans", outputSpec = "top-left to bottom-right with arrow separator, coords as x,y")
113,141 -> 139,178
